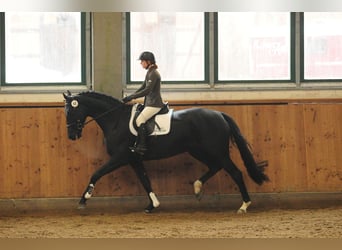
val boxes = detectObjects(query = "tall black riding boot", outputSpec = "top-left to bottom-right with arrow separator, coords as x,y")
130,123 -> 148,155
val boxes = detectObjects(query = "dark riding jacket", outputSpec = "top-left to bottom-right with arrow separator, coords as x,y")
129,65 -> 164,108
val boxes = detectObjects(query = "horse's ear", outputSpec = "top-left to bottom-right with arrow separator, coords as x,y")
63,90 -> 72,100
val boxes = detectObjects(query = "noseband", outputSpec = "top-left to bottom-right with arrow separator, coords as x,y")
67,119 -> 84,130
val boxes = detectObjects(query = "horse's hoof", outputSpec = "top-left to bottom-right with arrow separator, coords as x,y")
237,208 -> 247,214
237,201 -> 251,214
144,204 -> 154,213
195,190 -> 204,201
78,203 -> 87,210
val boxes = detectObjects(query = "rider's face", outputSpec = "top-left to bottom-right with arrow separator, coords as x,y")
140,60 -> 149,69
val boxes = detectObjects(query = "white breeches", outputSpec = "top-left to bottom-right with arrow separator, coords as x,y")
136,106 -> 161,126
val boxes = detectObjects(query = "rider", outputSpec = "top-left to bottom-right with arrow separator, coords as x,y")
122,51 -> 164,155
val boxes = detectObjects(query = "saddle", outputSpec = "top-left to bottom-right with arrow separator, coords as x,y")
129,103 -> 173,136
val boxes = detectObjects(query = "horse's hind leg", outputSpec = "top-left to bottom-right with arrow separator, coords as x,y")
193,168 -> 220,200
189,150 -> 221,200
130,159 -> 160,213
222,156 -> 252,213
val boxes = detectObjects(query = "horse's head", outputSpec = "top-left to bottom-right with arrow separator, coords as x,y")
63,91 -> 87,140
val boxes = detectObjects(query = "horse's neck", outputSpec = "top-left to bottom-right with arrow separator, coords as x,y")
83,96 -> 117,118
86,102 -> 128,134
87,104 -> 108,117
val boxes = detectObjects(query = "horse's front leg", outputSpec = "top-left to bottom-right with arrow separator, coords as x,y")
78,157 -> 125,209
130,159 -> 160,213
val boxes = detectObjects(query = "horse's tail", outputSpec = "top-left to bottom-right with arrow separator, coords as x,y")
221,112 -> 270,185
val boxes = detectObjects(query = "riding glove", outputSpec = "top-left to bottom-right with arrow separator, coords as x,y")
122,95 -> 133,103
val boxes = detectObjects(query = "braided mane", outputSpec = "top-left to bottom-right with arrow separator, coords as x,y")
78,91 -> 123,106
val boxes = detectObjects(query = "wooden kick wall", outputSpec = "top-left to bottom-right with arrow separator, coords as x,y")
0,101 -> 342,199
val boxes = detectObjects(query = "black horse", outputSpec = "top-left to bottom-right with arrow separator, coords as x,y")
63,91 -> 269,213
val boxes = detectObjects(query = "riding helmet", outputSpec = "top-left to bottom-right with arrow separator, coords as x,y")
138,51 -> 156,64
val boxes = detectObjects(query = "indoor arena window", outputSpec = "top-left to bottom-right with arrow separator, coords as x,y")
127,12 -> 207,83
216,12 -> 292,82
303,12 -> 342,80
0,12 -> 87,86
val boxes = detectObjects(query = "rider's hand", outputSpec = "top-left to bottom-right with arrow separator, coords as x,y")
122,96 -> 133,103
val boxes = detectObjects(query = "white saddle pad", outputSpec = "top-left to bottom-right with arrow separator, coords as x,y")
129,104 -> 173,136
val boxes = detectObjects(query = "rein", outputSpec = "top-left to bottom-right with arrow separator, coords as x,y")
84,105 -> 123,126
67,104 -> 124,129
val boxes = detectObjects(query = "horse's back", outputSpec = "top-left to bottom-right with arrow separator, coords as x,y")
171,107 -> 230,136
172,107 -> 220,119
173,107 -> 225,122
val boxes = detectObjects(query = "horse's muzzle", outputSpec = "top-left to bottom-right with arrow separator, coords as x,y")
68,131 -> 82,140
69,134 -> 79,140
67,120 -> 83,140
67,127 -> 82,140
